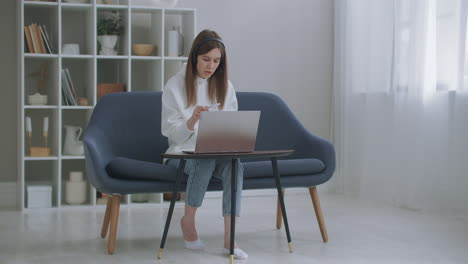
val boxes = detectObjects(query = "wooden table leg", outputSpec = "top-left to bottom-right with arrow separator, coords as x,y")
158,159 -> 186,259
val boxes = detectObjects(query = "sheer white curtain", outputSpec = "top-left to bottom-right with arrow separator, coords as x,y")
331,0 -> 468,216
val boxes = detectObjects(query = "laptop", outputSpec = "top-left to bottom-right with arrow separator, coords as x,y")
182,111 -> 261,154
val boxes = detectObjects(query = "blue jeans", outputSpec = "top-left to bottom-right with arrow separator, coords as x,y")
166,159 -> 244,216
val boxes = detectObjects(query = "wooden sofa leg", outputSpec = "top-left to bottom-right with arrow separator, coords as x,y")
101,195 -> 112,238
108,194 -> 121,254
276,190 -> 284,229
309,187 -> 328,243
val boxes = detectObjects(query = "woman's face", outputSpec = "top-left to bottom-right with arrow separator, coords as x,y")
196,48 -> 221,79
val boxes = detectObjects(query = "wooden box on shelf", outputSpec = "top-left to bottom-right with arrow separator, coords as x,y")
29,147 -> 51,157
97,83 -> 125,101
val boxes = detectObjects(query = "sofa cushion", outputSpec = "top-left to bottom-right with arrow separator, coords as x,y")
107,157 -> 325,182
106,157 -> 179,182
243,158 -> 325,179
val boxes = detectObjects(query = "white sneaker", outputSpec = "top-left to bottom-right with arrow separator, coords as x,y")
184,239 -> 205,251
223,248 -> 248,259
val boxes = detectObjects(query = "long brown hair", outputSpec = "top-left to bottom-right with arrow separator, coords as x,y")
185,29 -> 228,109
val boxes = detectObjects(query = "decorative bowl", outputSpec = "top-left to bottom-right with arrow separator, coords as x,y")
28,93 -> 48,105
132,44 -> 156,56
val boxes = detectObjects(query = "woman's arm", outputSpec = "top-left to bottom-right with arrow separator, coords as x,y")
161,86 -> 194,144
223,80 -> 238,111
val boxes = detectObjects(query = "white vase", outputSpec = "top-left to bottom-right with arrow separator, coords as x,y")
65,171 -> 86,205
63,125 -> 84,155
98,35 -> 118,55
167,30 -> 178,57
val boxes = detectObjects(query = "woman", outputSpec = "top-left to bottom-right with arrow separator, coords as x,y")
161,29 -> 248,259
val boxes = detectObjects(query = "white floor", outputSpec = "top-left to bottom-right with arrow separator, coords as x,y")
1,192 -> 467,264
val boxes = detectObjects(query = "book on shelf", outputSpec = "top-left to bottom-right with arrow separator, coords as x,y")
32,24 -> 45,54
35,24 -> 46,53
61,68 -> 78,106
24,23 -> 53,54
61,70 -> 72,105
24,26 -> 35,53
28,25 -> 40,54
42,25 -> 54,54
40,25 -> 52,54
64,69 -> 78,102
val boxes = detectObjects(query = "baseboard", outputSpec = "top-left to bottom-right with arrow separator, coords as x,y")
0,182 -> 17,209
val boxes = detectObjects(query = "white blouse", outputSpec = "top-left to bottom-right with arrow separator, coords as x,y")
161,68 -> 238,154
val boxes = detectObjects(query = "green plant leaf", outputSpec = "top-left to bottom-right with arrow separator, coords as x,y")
97,11 -> 124,36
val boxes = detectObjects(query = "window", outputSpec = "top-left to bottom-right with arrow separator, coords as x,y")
435,0 -> 467,91
464,10 -> 468,89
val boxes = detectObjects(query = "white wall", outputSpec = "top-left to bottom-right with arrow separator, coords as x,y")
0,0 -> 18,183
177,0 -> 334,138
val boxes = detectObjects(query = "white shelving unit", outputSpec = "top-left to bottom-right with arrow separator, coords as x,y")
18,0 -> 196,210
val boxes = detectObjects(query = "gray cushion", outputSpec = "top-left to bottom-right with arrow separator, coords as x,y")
243,159 -> 325,179
106,156 -> 325,182
106,157 -> 178,182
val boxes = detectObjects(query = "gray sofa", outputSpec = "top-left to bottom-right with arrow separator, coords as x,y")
84,91 -> 335,254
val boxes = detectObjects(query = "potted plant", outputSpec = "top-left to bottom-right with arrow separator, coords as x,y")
97,11 -> 124,55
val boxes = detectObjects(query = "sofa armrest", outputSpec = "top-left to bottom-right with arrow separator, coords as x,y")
83,126 -> 115,192
296,128 -> 336,177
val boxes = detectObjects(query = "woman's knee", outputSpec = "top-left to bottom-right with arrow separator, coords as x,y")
195,159 -> 217,168
185,159 -> 216,175
219,159 -> 243,171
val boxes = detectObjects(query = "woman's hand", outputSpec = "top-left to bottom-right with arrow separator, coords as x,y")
186,105 -> 209,131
